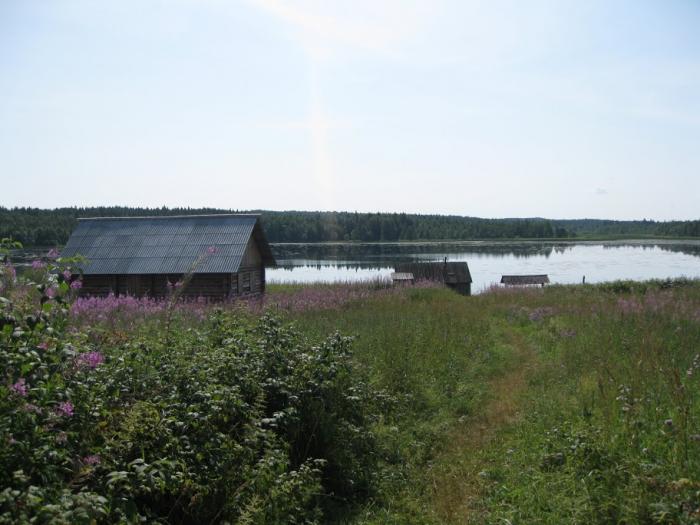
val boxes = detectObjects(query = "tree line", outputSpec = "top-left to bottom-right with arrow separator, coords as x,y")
0,206 -> 698,246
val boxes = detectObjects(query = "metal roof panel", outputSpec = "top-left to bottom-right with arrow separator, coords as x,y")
62,215 -> 273,274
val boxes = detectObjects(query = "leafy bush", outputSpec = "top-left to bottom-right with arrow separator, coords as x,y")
0,251 -> 380,523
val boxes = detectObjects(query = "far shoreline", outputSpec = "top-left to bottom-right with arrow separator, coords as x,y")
12,236 -> 700,251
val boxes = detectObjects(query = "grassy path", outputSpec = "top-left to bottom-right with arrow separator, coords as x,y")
289,283 -> 700,523
432,327 -> 538,524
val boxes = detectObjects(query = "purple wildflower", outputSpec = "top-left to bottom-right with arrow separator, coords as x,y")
37,341 -> 49,350
206,246 -> 218,255
45,286 -> 58,298
63,270 -> 72,281
31,259 -> 46,270
528,307 -> 555,322
56,401 -> 74,417
82,454 -> 101,466
70,279 -> 82,290
4,263 -> 16,280
10,378 -> 28,397
23,403 -> 41,414
618,298 -> 642,314
76,351 -> 104,369
47,248 -> 60,258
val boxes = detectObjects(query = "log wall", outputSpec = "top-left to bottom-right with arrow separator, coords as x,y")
81,269 -> 265,300
79,237 -> 268,299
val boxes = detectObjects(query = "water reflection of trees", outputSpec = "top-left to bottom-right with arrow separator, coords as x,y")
271,243 -> 569,270
273,243 -> 567,258
272,242 -> 700,270
600,243 -> 700,257
656,244 -> 700,257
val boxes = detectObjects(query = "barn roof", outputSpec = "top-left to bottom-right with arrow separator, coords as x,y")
394,262 -> 472,283
500,274 -> 550,285
61,214 -> 276,275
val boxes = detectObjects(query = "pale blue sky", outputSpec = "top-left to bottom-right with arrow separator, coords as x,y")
1,0 -> 699,219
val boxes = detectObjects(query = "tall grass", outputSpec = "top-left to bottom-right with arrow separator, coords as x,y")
283,280 -> 700,523
3,253 -> 699,523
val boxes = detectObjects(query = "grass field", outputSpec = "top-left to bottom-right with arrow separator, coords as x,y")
3,255 -> 700,523
281,280 -> 700,523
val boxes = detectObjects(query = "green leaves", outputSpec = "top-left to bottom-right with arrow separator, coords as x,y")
0,288 -> 379,524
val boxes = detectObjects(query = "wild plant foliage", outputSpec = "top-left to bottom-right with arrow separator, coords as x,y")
0,249 -> 381,523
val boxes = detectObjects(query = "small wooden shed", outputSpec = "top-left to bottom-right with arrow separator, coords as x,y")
61,214 -> 276,299
394,261 -> 472,295
390,272 -> 415,285
500,274 -> 550,287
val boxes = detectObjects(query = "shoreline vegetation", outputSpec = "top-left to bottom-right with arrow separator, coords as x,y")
2,206 -> 700,247
2,244 -> 700,522
267,236 -> 700,245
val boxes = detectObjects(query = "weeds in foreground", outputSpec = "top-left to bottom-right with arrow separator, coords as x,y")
1,252 -> 383,523
2,249 -> 700,524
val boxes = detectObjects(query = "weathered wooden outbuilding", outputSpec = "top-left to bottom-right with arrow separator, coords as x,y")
61,214 -> 276,299
394,261 -> 472,295
390,272 -> 415,285
500,274 -> 550,287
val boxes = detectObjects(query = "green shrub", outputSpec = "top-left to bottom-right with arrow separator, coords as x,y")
0,260 -> 380,523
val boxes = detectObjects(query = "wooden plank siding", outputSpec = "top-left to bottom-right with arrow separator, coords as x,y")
81,270 -> 261,300
79,237 -> 264,299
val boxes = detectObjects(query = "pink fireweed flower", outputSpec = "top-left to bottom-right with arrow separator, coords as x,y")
62,270 -> 72,281
47,248 -> 60,258
56,401 -> 74,417
37,341 -> 49,350
23,403 -> 41,414
10,378 -> 28,397
31,259 -> 46,270
45,286 -> 58,298
76,351 -> 104,369
617,298 -> 642,314
82,454 -> 101,466
4,263 -> 16,280
70,279 -> 82,290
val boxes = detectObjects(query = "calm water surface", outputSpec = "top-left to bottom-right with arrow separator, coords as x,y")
267,240 -> 700,293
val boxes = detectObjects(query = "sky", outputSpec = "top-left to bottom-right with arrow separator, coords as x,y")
1,0 -> 699,220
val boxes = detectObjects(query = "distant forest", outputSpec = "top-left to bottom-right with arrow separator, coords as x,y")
1,207 -> 699,246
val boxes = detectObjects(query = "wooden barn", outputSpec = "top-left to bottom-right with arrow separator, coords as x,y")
61,214 -> 276,299
394,261 -> 472,295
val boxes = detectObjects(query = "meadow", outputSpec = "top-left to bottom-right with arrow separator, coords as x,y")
2,246 -> 700,523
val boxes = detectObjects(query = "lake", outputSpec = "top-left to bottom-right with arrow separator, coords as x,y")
267,240 -> 700,293
11,240 -> 700,294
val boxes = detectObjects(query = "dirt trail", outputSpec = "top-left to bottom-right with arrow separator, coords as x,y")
431,329 -> 538,524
